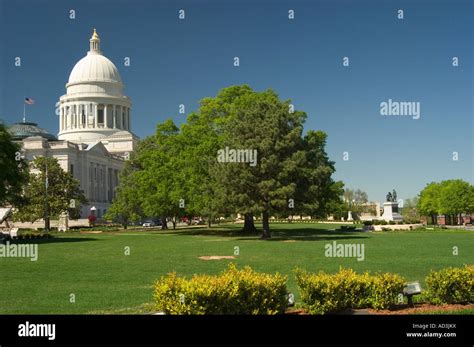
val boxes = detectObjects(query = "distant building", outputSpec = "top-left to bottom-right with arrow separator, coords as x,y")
8,29 -> 138,218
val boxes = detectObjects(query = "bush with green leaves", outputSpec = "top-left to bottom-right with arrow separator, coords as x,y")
295,268 -> 405,314
153,264 -> 288,314
425,266 -> 474,305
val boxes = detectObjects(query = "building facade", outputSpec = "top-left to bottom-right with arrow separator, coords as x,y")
8,29 -> 138,218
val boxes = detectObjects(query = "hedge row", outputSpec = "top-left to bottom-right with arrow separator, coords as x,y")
295,268 -> 405,314
153,264 -> 288,314
153,265 -> 473,314
425,265 -> 474,305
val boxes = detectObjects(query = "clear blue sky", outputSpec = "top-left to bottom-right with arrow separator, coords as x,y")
0,0 -> 472,203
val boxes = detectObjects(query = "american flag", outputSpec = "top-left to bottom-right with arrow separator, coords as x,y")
24,97 -> 35,105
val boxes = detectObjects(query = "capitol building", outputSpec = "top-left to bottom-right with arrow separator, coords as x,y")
8,29 -> 138,218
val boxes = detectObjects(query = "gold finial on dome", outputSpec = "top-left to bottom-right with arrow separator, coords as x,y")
89,28 -> 101,53
92,28 -> 99,39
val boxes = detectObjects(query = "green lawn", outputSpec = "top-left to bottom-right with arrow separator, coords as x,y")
0,223 -> 472,314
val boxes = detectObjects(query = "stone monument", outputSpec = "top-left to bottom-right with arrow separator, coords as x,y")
381,189 -> 403,222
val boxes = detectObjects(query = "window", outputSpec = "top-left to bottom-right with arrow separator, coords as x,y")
81,110 -> 86,125
70,164 -> 74,176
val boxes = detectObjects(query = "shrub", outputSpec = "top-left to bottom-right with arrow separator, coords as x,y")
153,264 -> 288,314
295,268 -> 405,314
339,225 -> 356,231
425,266 -> 474,305
363,221 -> 373,226
388,221 -> 396,225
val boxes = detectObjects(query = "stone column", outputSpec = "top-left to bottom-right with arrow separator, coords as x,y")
94,103 -> 98,128
59,107 -> 63,131
113,105 -> 116,128
65,107 -> 69,129
104,104 -> 108,128
127,108 -> 130,130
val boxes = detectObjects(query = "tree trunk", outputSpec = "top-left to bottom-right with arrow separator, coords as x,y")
172,217 -> 176,230
242,213 -> 257,233
161,217 -> 168,230
208,215 -> 212,228
261,211 -> 271,239
44,217 -> 50,232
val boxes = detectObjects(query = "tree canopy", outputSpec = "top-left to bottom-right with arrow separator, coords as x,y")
14,156 -> 87,230
0,123 -> 28,206
418,179 -> 474,224
107,85 -> 343,238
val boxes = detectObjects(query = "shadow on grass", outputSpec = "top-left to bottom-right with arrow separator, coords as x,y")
159,227 -> 369,242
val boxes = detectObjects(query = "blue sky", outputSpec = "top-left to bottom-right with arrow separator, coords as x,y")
0,0 -> 472,203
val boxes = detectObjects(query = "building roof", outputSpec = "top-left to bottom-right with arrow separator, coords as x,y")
8,122 -> 57,141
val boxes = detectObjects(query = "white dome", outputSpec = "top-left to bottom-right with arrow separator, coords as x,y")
68,52 -> 122,85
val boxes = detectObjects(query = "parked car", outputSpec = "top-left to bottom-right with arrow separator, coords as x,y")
142,219 -> 162,228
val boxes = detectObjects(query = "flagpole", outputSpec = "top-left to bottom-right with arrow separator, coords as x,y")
23,98 -> 26,123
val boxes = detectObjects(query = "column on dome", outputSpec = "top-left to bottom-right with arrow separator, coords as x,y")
80,104 -> 84,128
113,105 -> 116,128
127,108 -> 131,131
125,108 -> 128,130
104,104 -> 108,128
118,106 -> 123,129
59,107 -> 63,131
78,104 -> 81,128
72,104 -> 75,129
125,108 -> 129,130
94,103 -> 98,128
77,104 -> 80,128
73,104 -> 76,129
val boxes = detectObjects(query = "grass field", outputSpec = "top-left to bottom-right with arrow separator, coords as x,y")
0,223 -> 472,314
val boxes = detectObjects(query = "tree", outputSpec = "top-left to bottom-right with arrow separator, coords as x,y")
211,87 -> 339,238
438,180 -> 474,225
401,197 -> 420,223
418,180 -> 474,225
343,188 -> 369,215
104,156 -> 143,228
418,182 -> 441,225
108,85 -> 341,238
0,123 -> 28,206
13,156 -> 87,231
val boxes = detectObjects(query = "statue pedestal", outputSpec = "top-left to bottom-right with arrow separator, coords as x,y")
347,211 -> 353,221
381,202 -> 403,222
58,212 -> 69,232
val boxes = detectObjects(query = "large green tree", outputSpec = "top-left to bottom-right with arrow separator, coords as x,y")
14,156 -> 87,230
418,182 -> 441,225
108,85 -> 342,238
418,180 -> 474,225
438,179 -> 474,224
211,87 -> 340,238
0,123 -> 28,206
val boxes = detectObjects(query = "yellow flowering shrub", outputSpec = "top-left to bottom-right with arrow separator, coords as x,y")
153,264 -> 288,314
425,265 -> 474,305
295,267 -> 405,314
